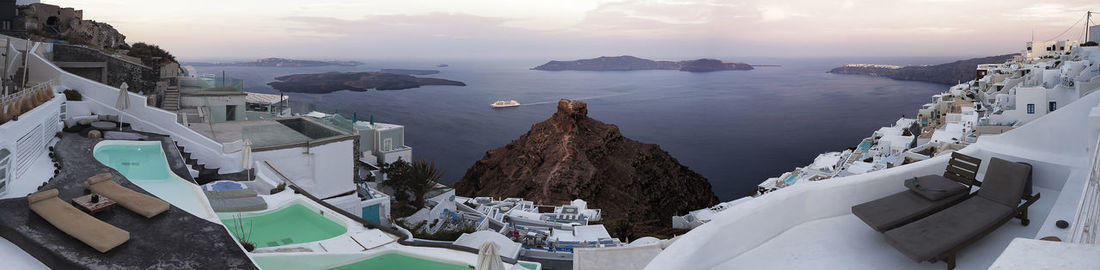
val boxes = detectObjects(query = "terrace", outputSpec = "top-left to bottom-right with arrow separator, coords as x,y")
0,131 -> 255,269
187,115 -> 355,151
647,86 -> 1100,270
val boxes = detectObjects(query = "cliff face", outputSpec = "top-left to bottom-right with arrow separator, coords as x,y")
532,56 -> 753,72
454,100 -> 718,229
828,54 -> 1018,85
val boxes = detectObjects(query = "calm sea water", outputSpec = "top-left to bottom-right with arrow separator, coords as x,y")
192,57 -> 957,201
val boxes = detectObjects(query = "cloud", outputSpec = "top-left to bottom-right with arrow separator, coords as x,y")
51,0 -> 1100,59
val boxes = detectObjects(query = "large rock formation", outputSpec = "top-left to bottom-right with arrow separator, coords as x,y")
532,55 -> 753,72
22,3 -> 127,49
828,54 -> 1018,85
454,100 -> 718,231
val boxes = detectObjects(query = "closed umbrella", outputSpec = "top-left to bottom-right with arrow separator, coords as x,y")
476,242 -> 506,270
115,83 -> 130,131
241,139 -> 253,180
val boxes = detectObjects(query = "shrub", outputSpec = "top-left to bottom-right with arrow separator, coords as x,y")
126,42 -> 176,66
62,89 -> 82,101
1083,41 -> 1098,47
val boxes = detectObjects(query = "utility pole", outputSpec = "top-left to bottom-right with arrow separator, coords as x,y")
1087,11 -> 1092,43
21,37 -> 29,90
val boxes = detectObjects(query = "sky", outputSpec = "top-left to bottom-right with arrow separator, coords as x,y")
50,0 -> 1100,60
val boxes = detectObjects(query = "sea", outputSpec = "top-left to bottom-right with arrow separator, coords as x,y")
191,56 -> 961,201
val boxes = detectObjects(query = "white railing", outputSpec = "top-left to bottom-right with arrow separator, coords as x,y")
23,40 -> 245,173
1070,133 -> 1100,244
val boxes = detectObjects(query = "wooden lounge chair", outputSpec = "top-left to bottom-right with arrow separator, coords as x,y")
27,189 -> 130,253
84,173 -> 170,218
883,157 -> 1039,269
852,152 -> 982,232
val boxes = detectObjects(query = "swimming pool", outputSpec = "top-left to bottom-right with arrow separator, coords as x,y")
857,140 -> 873,152
93,141 -> 218,221
220,202 -> 347,248
327,252 -> 470,270
784,173 -> 798,185
252,251 -> 476,270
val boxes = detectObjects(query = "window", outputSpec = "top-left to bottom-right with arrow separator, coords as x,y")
383,138 -> 393,152
1026,104 -> 1035,114
1049,101 -> 1057,112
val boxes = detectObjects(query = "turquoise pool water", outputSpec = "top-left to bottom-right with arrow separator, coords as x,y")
94,141 -> 213,219
222,203 -> 347,248
857,141 -> 873,152
253,252 -> 476,270
784,174 -> 798,185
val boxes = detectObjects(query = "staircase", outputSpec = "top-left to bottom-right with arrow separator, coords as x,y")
174,142 -> 254,184
162,85 -> 180,112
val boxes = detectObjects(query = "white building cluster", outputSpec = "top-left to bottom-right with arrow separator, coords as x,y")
675,39 -> 1100,229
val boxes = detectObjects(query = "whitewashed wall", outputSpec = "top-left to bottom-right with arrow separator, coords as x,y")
25,42 -> 244,173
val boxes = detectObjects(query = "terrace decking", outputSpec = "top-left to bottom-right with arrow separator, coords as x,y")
187,117 -> 354,151
0,132 -> 256,269
718,185 -> 1059,270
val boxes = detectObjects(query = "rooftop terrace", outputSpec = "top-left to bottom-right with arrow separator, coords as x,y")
0,132 -> 255,269
187,116 -> 353,150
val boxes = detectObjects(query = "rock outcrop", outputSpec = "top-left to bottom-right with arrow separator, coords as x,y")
268,71 -> 465,93
532,56 -> 753,72
454,100 -> 718,231
828,54 -> 1018,85
22,3 -> 127,49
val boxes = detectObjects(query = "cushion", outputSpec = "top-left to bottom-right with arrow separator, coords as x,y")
977,158 -> 1032,208
904,175 -> 969,201
884,197 -> 1014,261
853,189 -> 968,232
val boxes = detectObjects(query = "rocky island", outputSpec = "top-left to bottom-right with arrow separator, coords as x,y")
828,54 -> 1017,85
268,72 -> 465,93
532,55 -> 753,72
380,69 -> 440,75
454,99 -> 719,236
186,57 -> 364,67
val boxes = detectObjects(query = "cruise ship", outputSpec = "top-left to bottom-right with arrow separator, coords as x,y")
1,2 -> 1100,269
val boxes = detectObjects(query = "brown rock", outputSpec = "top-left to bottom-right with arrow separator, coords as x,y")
454,99 -> 718,230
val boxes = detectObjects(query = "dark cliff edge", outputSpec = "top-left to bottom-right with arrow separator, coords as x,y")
828,54 -> 1018,85
454,99 -> 719,237
268,72 -> 465,93
533,55 -> 753,72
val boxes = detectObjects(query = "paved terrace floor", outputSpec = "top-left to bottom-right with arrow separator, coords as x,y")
187,120 -> 312,148
716,185 -> 1059,270
0,132 -> 256,269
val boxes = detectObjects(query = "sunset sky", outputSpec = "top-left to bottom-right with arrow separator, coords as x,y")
52,0 -> 1100,60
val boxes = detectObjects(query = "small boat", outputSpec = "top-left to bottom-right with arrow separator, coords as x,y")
491,100 -> 520,108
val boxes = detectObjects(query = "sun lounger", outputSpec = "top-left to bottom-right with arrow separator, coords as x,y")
883,157 -> 1039,269
84,173 -> 170,218
27,189 -> 130,253
852,152 -> 981,232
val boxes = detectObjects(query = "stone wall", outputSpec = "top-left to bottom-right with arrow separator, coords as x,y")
52,44 -> 156,93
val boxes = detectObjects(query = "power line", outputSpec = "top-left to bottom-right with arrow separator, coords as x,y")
1044,13 -> 1086,42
